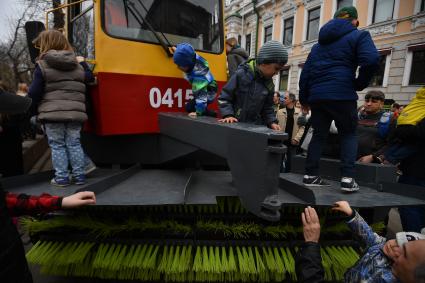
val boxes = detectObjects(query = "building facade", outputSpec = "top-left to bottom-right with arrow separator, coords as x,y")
224,0 -> 425,104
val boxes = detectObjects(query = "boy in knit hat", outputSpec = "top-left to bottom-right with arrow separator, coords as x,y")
299,6 -> 379,192
218,40 -> 287,130
332,200 -> 425,282
172,43 -> 217,117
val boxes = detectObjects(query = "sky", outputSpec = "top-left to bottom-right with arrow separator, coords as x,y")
0,0 -> 25,42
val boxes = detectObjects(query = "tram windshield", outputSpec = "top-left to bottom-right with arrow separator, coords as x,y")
103,0 -> 223,53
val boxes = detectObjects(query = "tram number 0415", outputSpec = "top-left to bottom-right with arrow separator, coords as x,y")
149,88 -> 193,109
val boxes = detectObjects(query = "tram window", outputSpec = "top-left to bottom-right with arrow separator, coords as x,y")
103,0 -> 223,54
70,1 -> 95,59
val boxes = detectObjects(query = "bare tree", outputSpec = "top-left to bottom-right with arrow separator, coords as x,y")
2,0 -> 51,89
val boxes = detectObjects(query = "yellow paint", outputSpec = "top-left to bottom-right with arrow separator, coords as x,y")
322,0 -> 333,23
91,1 -> 227,81
294,3 -> 305,45
356,0 -> 369,29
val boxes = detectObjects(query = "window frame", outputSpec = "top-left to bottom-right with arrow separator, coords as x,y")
282,17 -> 294,47
402,44 -> 425,86
245,33 -> 251,57
306,7 -> 321,41
263,24 -> 273,43
279,66 -> 291,91
337,0 -> 353,10
372,0 -> 395,24
369,49 -> 391,87
100,0 -> 224,55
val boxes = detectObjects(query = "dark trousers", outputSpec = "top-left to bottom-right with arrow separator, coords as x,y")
398,175 -> 425,233
305,100 -> 358,178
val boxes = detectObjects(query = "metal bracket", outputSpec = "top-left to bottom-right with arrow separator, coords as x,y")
159,113 -> 287,221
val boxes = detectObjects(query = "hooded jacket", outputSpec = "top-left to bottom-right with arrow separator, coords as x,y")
227,47 -> 249,77
36,50 -> 87,123
299,19 -> 379,105
218,59 -> 277,126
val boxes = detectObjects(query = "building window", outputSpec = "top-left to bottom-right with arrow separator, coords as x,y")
421,0 -> 425,12
282,17 -> 294,47
409,50 -> 425,85
264,25 -> 273,43
245,34 -> 251,56
373,0 -> 395,23
307,7 -> 320,41
279,68 -> 290,91
337,0 -> 353,10
369,55 -> 387,87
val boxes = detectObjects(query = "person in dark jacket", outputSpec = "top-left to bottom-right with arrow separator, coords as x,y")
296,206 -> 324,282
28,30 -> 94,187
218,40 -> 287,130
0,83 -> 25,177
0,92 -> 96,283
296,204 -> 425,283
299,6 -> 379,192
391,117 -> 425,233
226,37 -> 249,77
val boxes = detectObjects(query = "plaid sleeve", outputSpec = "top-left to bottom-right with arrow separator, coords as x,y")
6,192 -> 62,216
346,210 -> 386,248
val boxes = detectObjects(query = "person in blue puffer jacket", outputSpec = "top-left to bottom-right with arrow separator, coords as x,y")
299,6 -> 379,193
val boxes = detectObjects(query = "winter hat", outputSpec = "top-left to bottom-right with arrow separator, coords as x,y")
173,43 -> 196,69
396,228 -> 425,247
257,40 -> 288,65
334,6 -> 358,20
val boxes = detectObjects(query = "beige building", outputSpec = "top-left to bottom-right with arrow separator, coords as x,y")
225,0 -> 425,104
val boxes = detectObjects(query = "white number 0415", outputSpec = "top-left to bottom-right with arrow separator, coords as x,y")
149,88 -> 193,109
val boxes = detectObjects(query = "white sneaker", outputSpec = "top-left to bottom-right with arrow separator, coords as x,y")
85,161 -> 97,175
341,177 -> 359,192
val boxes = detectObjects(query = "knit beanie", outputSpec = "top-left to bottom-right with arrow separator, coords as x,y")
257,40 -> 288,65
396,228 -> 425,247
334,6 -> 358,20
173,43 -> 196,69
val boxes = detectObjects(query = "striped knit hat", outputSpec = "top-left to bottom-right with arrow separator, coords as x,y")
257,40 -> 288,65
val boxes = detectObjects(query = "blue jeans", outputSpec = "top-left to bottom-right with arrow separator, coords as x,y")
305,101 -> 358,178
398,175 -> 425,233
44,122 -> 85,179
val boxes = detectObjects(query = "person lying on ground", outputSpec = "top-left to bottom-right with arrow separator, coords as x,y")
332,201 -> 425,282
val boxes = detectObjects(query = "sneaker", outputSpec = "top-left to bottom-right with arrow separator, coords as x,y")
341,177 -> 360,192
303,175 -> 330,187
74,175 -> 86,185
85,161 -> 97,175
51,177 -> 70,187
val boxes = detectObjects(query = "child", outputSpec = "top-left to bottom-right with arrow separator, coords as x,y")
382,87 -> 425,164
218,40 -> 287,130
1,89 -> 97,283
332,201 -> 425,282
28,30 -> 94,187
172,43 -> 217,117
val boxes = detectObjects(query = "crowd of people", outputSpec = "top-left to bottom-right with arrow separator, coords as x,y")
0,4 -> 424,283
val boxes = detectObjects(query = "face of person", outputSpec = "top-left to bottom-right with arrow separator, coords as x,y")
226,44 -> 232,53
283,92 -> 295,107
392,240 -> 425,283
258,63 -> 284,78
363,97 -> 384,114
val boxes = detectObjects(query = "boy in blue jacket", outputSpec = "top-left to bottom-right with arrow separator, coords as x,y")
299,6 -> 379,192
172,43 -> 217,117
